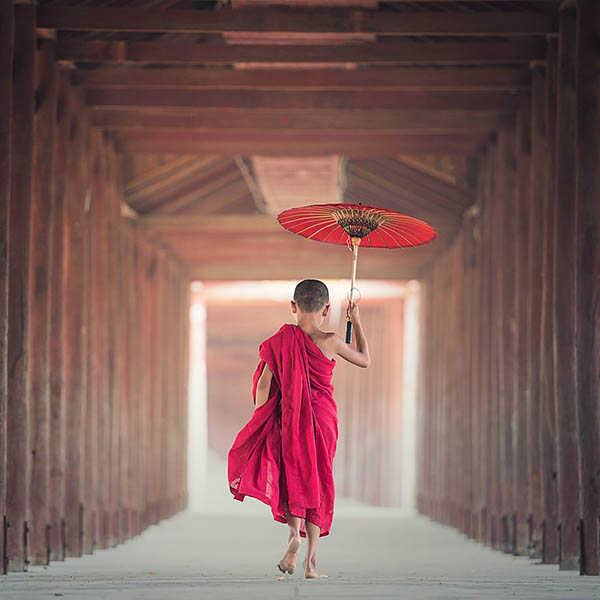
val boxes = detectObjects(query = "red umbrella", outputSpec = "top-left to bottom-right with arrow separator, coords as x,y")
277,202 -> 436,342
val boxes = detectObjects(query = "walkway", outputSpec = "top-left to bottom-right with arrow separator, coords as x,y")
3,507 -> 598,599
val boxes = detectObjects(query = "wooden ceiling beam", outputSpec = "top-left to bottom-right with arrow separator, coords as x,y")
126,155 -> 224,202
348,158 -> 473,210
84,89 -> 521,111
91,108 -> 508,131
38,7 -> 553,36
346,159 -> 472,218
113,131 -> 488,156
56,40 -> 545,65
132,159 -> 238,211
72,66 -> 532,92
148,168 -> 245,214
152,229 -> 433,280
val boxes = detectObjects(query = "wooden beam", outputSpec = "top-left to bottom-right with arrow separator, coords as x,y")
137,166 -> 243,214
38,7 -> 553,36
72,66 -> 532,92
57,40 -> 546,65
91,108 -> 508,131
113,131 -> 487,156
160,230 -> 432,280
137,213 -> 279,231
126,156 -> 224,204
84,89 -> 521,111
348,158 -> 473,212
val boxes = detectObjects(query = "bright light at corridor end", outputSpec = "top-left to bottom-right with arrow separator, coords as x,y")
188,279 -> 420,515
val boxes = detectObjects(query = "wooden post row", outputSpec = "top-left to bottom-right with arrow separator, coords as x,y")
416,6 -> 600,576
1,5 -> 191,573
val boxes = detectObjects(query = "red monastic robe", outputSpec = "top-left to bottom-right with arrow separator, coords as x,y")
228,324 -> 338,537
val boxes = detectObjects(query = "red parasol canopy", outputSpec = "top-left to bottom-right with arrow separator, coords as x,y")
277,202 -> 436,249
277,202 -> 436,343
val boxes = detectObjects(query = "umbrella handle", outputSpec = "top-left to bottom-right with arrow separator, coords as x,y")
345,320 -> 353,344
346,238 -> 360,345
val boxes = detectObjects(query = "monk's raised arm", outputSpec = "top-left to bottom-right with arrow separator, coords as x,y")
255,363 -> 273,408
333,303 -> 371,368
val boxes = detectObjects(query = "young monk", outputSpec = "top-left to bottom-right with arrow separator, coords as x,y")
227,279 -> 370,579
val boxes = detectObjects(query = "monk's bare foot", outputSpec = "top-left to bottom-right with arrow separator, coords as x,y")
277,536 -> 301,575
303,557 -> 328,579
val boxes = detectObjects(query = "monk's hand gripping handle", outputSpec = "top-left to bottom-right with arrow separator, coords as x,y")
345,320 -> 353,344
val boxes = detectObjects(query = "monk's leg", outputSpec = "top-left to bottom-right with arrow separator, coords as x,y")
277,503 -> 301,575
285,503 -> 301,541
303,520 -> 328,579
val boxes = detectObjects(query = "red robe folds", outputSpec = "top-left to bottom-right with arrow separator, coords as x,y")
228,324 -> 338,537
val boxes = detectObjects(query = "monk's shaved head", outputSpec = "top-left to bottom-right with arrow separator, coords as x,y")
293,279 -> 329,313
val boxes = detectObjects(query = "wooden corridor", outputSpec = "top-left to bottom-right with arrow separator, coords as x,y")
1,0 -> 600,583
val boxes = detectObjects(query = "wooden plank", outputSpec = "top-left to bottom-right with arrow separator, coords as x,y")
553,6 -> 580,572
575,0 -> 600,577
0,0 -> 13,575
92,108 -> 507,132
56,40 -> 546,65
84,89 -> 521,111
6,4 -> 36,573
72,66 -> 532,92
28,37 -> 58,567
38,7 -> 553,36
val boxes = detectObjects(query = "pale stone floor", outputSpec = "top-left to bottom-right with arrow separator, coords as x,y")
2,508 -> 600,599
2,454 -> 599,599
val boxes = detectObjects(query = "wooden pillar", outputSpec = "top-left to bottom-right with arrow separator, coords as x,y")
179,273 -> 190,511
85,133 -> 104,555
63,97 -> 89,559
141,238 -> 152,529
575,0 -> 600,577
466,188 -> 482,540
0,0 -> 14,574
128,226 -> 142,536
480,147 -> 495,546
107,149 -> 121,545
28,36 -> 58,566
527,65 -> 547,557
157,255 -> 168,518
117,180 -> 131,542
6,3 -> 36,572
48,69 -> 70,563
514,94 -> 532,555
539,38 -> 559,566
498,124 -> 517,554
96,145 -> 109,549
553,5 -> 580,571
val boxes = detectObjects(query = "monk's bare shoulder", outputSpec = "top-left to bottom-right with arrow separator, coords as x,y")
320,331 -> 345,353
